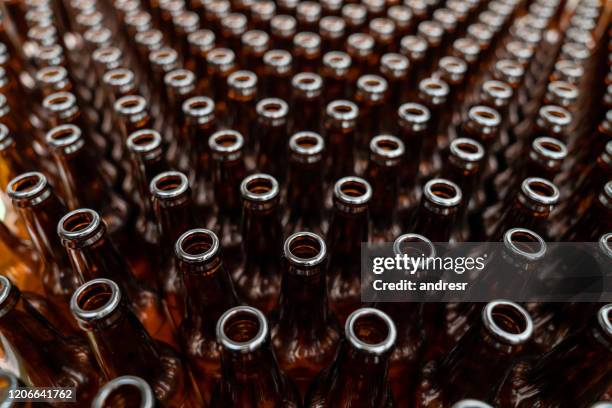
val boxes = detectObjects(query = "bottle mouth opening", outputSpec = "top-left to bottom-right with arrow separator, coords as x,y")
270,15 -> 297,35
342,3 -> 367,22
539,105 -> 572,126
381,53 -> 409,70
217,306 -> 268,352
482,300 -> 533,344
125,10 -> 152,29
398,102 -> 430,124
327,100 -> 358,121
84,26 -> 112,45
71,278 -> 121,323
135,29 -> 164,47
532,137 -> 567,160
209,130 -> 244,154
284,232 -> 326,267
58,208 -> 102,240
149,48 -> 178,65
450,138 -> 484,163
293,32 -> 321,50
242,30 -> 269,48
439,56 -> 467,75
346,308 -> 397,354
401,35 -> 428,55
468,105 -> 501,128
150,171 -> 189,199
554,60 -> 583,81
334,176 -> 372,205
450,399 -> 494,408
370,135 -> 405,159
357,74 -> 388,94
599,233 -> 612,261
115,95 -> 147,115
240,174 -> 279,202
503,228 -> 547,261
175,228 -> 220,263
292,72 -> 323,92
256,98 -> 288,119
347,33 -> 374,52
419,77 -> 449,100
126,129 -> 162,155
424,179 -> 462,207
7,172 -> 48,203
433,9 -> 458,28
418,20 -> 444,40
175,10 -> 199,29
289,131 -> 324,156
188,29 -> 215,47
92,376 -> 155,408
482,80 -> 513,100
228,70 -> 258,90
468,23 -> 494,42
263,49 -> 291,67
222,13 -> 248,32
104,68 -> 134,87
393,233 -> 436,258
92,46 -> 122,64
548,81 -> 578,100
183,96 -> 215,118
46,124 -> 83,150
43,91 -> 76,112
320,16 -> 346,36
370,17 -> 395,35
520,177 -> 560,205
164,69 -> 195,88
36,66 -> 68,83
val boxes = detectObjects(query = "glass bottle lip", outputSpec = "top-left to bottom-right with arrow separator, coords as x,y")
438,56 -> 467,84
242,30 -> 270,53
493,59 -> 524,85
423,178 -> 462,208
84,26 -> 112,47
387,5 -> 413,29
380,53 -> 409,78
114,95 -> 148,118
103,68 -> 136,94
46,124 -> 85,154
58,208 -> 104,246
149,47 -> 179,72
530,136 -> 567,164
502,228 -> 547,261
150,171 -> 190,201
452,37 -> 479,64
398,102 -> 430,129
126,129 -> 163,160
393,233 -> 436,258
545,81 -> 578,107
326,100 -> 358,125
342,3 -> 367,25
433,8 -> 458,32
0,123 -> 12,150
466,105 -> 501,133
270,14 -> 297,37
481,300 -> 534,345
36,66 -> 69,88
296,1 -> 321,23
125,10 -> 153,33
293,32 -> 321,55
7,172 -> 51,206
175,228 -> 220,264
228,70 -> 258,97
256,98 -> 289,124
135,29 -> 164,51
284,231 -> 327,267
519,177 -> 560,207
369,17 -> 396,42
221,13 -> 248,36
92,375 -> 155,408
480,80 -> 513,106
183,96 -> 215,124
417,20 -> 444,46
164,68 -> 196,93
91,46 -> 123,71
70,278 -> 122,324
333,176 -> 372,206
173,10 -> 200,33
449,138 -> 484,168
216,306 -> 268,353
320,16 -> 346,39
400,35 -> 427,60
346,33 -> 374,57
345,307 -> 397,355
451,399 -> 494,408
0,369 -> 19,401
188,29 -> 216,51
292,72 -> 323,98
599,233 -> 612,261
357,74 -> 388,100
418,77 -> 450,106
289,131 -> 324,161
251,0 -> 276,21
370,134 -> 405,166
263,49 -> 292,74
322,51 -> 351,75
42,91 -> 78,119
209,129 -> 244,159
240,173 -> 280,202
601,182 -> 612,211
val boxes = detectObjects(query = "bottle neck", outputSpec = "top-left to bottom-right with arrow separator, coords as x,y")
241,203 -> 283,261
212,155 -> 246,217
151,178 -> 196,253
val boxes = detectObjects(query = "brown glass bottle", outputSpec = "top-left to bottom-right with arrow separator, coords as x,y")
0,275 -> 99,404
284,131 -> 326,236
235,174 -> 283,315
365,135 -> 405,243
489,177 -> 560,240
291,72 -> 323,133
342,4 -> 367,35
270,14 -> 297,51
416,301 -> 533,406
262,49 -> 293,100
187,29 -> 216,80
417,77 -> 450,177
241,30 -> 270,78
296,1 -> 321,32
304,307 -> 397,407
346,33 -> 376,84
271,232 -> 341,395
212,305 -> 301,407
497,304 -> 612,407
250,0 -> 276,31
319,16 -> 346,54
227,70 -> 258,146
321,51 -> 351,102
150,170 -> 197,328
355,74 -> 388,155
58,208 -> 178,348
400,36 -> 428,96
379,53 -> 409,112
206,48 -> 237,119
254,98 -> 290,181
91,375 -> 158,408
293,31 -> 321,72
7,172 -> 82,321
411,178 -> 463,242
327,177 -> 371,323
175,228 -> 240,404
71,278 -> 197,407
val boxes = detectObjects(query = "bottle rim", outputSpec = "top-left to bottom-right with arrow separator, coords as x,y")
418,77 -> 450,104
209,130 -> 244,156
42,91 -> 77,115
228,70 -> 258,95
467,105 -> 501,130
347,33 -> 375,56
370,134 -> 405,161
293,32 -> 321,54
503,228 -> 547,261
333,176 -> 372,206
70,278 -> 121,323
423,178 -> 462,207
531,136 -> 567,162
183,96 -> 215,122
206,48 -> 236,71
482,300 -> 533,344
393,233 -> 436,258
114,95 -> 147,117
284,231 -> 327,267
326,100 -> 359,123
263,49 -> 292,72
92,375 -> 155,408
0,369 -> 19,405
241,30 -> 270,53
256,98 -> 289,121
449,138 -> 485,169
175,228 -> 220,264
289,131 -> 324,158
57,208 -> 104,244
292,72 -> 323,97
270,14 -> 297,37
164,68 -> 195,90
398,102 -> 430,128
7,172 -> 51,206
481,80 -> 513,102
216,306 -> 268,352
345,307 -> 397,355
520,177 -> 560,206
357,74 -> 388,97
46,124 -> 85,154
126,129 -> 163,159
103,68 -> 135,92
150,171 -> 190,200
380,53 -> 409,78
240,173 -> 280,202
188,29 -> 215,50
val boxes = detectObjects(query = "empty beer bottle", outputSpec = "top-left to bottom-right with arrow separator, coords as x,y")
226,70 -> 257,150
324,100 -> 359,183
291,72 -> 323,133
321,51 -> 351,102
254,98 -> 290,181
327,176 -> 372,323
410,178 -> 463,242
211,305 -> 301,407
92,375 -> 158,408
71,278 -> 197,406
271,232 -> 341,395
304,307 -> 397,407
0,275 -> 100,404
58,208 -> 177,347
235,174 -> 283,315
262,49 -> 293,100
175,228 -> 239,403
